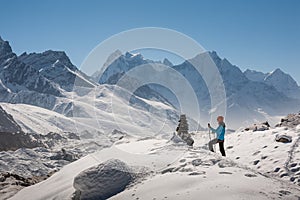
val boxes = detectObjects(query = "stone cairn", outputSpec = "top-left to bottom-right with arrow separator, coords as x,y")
176,114 -> 194,146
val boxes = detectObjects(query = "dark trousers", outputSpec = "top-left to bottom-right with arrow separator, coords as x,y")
208,139 -> 226,157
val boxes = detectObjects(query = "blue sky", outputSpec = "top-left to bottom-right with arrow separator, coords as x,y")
0,0 -> 299,82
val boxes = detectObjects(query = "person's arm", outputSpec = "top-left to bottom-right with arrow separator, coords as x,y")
210,126 -> 217,133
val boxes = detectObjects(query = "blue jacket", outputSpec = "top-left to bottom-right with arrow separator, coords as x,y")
210,122 -> 226,140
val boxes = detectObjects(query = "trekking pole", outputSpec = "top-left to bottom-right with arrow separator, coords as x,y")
208,127 -> 215,152
208,127 -> 211,150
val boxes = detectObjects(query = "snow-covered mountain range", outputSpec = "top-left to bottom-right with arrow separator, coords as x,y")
2,35 -> 299,130
93,50 -> 300,128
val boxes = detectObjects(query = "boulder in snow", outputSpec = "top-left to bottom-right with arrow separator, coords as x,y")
73,159 -> 133,200
275,135 -> 292,143
244,122 -> 270,132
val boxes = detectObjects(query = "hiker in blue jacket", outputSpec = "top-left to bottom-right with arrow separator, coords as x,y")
208,116 -> 226,156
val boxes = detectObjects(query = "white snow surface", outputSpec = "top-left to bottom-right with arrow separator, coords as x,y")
10,127 -> 300,200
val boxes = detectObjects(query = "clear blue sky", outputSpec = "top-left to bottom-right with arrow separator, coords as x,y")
1,0 -> 299,82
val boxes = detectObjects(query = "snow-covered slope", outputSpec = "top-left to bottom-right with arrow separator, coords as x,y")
10,124 -> 300,200
244,68 -> 300,99
0,82 -> 180,137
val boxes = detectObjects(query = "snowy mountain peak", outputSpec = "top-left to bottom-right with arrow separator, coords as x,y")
244,68 -> 300,99
163,58 -> 173,67
268,68 -> 284,77
95,51 -> 150,84
208,51 -> 221,62
19,50 -> 77,71
125,51 -> 144,60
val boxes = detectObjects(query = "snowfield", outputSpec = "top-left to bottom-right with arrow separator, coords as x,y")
10,126 -> 300,200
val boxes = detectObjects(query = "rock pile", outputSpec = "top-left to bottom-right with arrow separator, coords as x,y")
244,121 -> 270,132
276,113 -> 300,128
176,115 -> 194,146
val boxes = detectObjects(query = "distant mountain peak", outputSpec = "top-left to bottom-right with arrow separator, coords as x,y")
270,68 -> 284,75
244,67 -> 300,99
0,37 -> 13,56
208,51 -> 221,61
163,58 -> 173,67
125,51 -> 143,60
19,49 -> 77,72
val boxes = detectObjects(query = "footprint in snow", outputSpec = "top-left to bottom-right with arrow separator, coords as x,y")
289,163 -> 298,168
191,159 -> 202,166
274,167 -> 280,172
253,160 -> 260,165
244,173 -> 257,178
290,167 -> 300,173
219,171 -> 233,175
279,190 -> 291,195
280,173 -> 289,178
290,177 -> 296,182
189,171 -> 206,176
261,155 -> 268,159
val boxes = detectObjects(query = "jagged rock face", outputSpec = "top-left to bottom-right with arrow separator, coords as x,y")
0,106 -> 21,133
1,57 -> 62,96
0,38 -> 63,97
18,50 -> 95,91
0,37 -> 14,63
19,50 -> 77,72
0,37 -> 95,114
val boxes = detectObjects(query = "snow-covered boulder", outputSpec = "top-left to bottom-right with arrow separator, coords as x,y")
73,159 -> 133,200
275,135 -> 292,143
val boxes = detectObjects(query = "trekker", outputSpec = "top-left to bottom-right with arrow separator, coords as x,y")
208,116 -> 226,157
